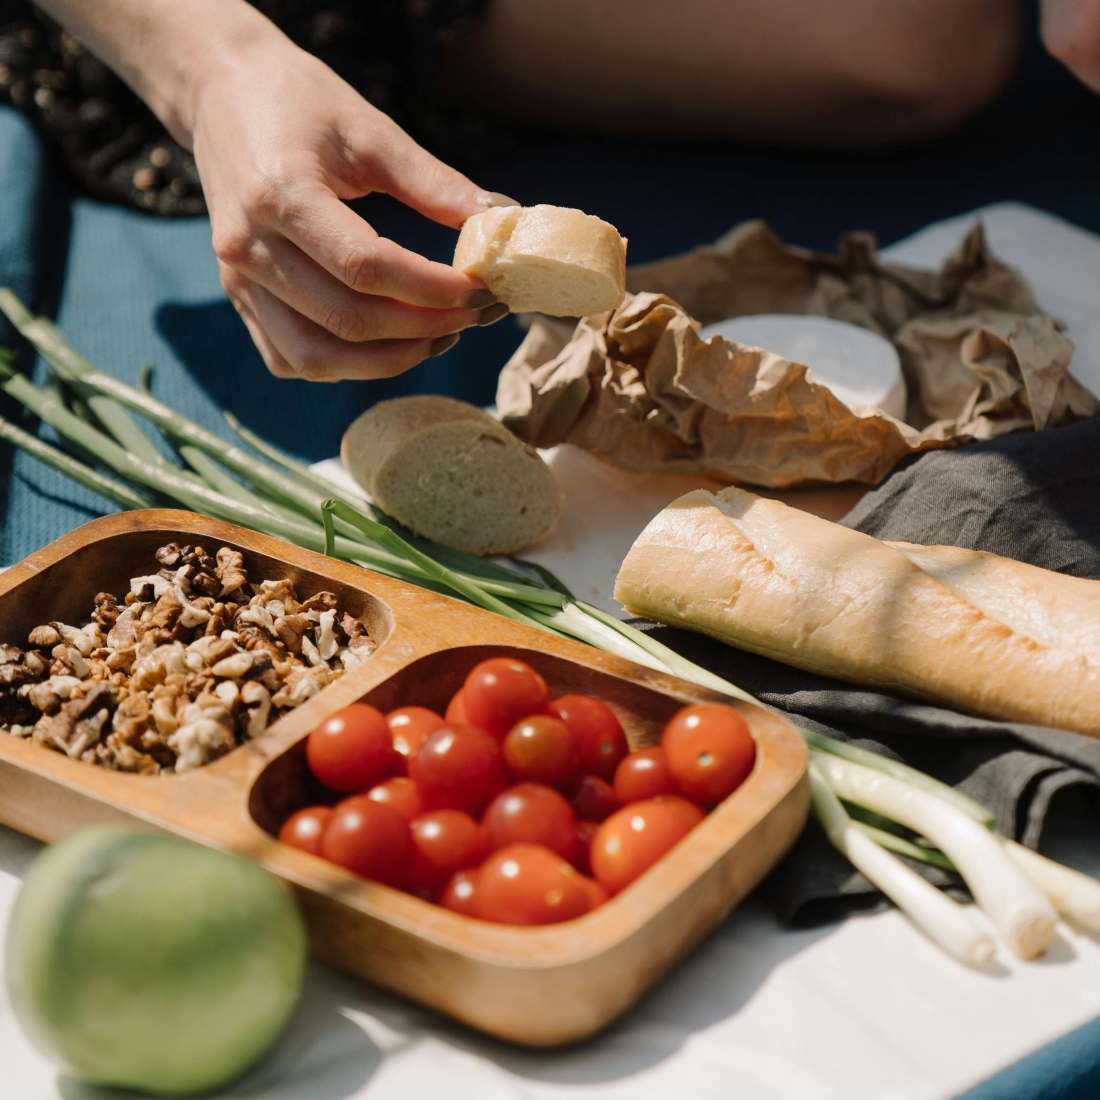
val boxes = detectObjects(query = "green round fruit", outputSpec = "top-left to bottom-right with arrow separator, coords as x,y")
5,826 -> 307,1096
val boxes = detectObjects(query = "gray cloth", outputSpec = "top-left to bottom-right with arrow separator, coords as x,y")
638,415 -> 1100,925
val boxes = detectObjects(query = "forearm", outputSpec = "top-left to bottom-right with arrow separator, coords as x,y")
32,0 -> 285,145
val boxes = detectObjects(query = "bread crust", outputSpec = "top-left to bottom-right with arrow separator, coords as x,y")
453,204 -> 627,317
614,487 -> 1100,735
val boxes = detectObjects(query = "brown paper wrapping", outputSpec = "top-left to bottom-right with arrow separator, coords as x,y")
497,221 -> 1099,487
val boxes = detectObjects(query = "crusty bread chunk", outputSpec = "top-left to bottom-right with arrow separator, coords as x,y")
615,486 -> 1100,736
453,204 -> 627,317
342,395 -> 563,556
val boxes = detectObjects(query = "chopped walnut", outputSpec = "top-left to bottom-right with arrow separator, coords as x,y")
28,624 -> 62,648
0,543 -> 373,772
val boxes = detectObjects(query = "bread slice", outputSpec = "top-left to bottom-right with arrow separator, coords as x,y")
614,487 -> 1100,735
341,395 -> 563,556
453,204 -> 627,317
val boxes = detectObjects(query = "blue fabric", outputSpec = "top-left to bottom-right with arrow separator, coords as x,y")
1,8 -> 1100,1096
957,1015 -> 1100,1100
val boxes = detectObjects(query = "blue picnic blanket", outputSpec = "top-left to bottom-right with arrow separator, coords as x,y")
2,8 -> 1100,1097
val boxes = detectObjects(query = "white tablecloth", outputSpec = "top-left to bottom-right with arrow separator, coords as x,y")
5,202 -> 1100,1100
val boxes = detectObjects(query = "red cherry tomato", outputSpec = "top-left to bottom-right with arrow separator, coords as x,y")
581,876 -> 611,912
572,819 -> 599,875
571,775 -> 621,822
408,810 -> 490,891
387,706 -> 445,764
445,689 -> 471,726
548,695 -> 628,779
662,704 -> 756,805
278,806 -> 332,856
590,799 -> 694,894
476,843 -> 590,925
483,782 -> 577,861
502,714 -> 579,786
320,796 -> 412,887
439,868 -> 482,917
463,657 -> 549,739
613,746 -> 675,803
366,776 -> 425,823
410,724 -> 506,815
306,704 -> 393,792
651,793 -> 707,829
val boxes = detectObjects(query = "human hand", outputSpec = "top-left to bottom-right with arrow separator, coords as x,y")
187,26 -> 513,381
1042,0 -> 1100,93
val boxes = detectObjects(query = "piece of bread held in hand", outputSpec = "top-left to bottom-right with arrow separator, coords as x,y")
615,486 -> 1100,736
454,204 -> 627,317
342,396 -> 563,557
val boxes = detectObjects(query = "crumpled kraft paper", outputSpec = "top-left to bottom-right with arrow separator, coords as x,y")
496,221 -> 1100,487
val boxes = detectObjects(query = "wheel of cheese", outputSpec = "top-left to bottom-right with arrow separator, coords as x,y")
699,314 -> 907,419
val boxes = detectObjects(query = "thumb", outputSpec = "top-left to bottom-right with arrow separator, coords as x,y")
348,115 -> 518,228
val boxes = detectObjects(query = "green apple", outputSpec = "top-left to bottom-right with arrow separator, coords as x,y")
5,826 -> 307,1096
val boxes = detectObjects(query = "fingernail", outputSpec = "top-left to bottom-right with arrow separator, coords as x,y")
465,289 -> 498,309
476,303 -> 510,327
475,190 -> 520,209
428,333 -> 461,358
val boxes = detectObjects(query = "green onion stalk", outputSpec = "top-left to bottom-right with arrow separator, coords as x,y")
10,287 -> 1083,953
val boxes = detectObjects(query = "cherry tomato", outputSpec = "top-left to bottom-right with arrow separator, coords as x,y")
366,776 -> 425,823
571,775 -> 621,822
483,782 -> 577,860
306,704 -> 393,792
476,843 -> 590,925
439,868 -> 482,917
590,799 -> 694,894
320,796 -> 411,887
445,689 -> 471,726
502,714 -> 579,786
387,706 -> 445,764
408,810 -> 490,891
463,657 -> 549,739
572,819 -> 599,876
662,704 -> 756,805
278,806 -> 332,856
548,695 -> 628,779
651,793 -> 707,829
613,746 -> 675,803
410,724 -> 506,815
581,876 -> 611,912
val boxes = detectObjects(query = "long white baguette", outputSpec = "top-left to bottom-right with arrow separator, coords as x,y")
614,487 -> 1100,735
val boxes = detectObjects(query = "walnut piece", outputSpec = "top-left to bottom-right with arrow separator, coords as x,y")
1,542 -> 374,773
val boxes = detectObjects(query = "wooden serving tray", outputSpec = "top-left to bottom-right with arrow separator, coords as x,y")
0,510 -> 808,1046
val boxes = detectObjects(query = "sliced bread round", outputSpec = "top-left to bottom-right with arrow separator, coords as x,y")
453,204 -> 627,318
341,395 -> 563,556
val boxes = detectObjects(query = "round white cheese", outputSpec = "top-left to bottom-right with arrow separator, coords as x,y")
698,314 -> 907,420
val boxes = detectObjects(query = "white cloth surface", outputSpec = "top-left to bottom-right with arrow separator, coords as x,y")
5,203 -> 1100,1100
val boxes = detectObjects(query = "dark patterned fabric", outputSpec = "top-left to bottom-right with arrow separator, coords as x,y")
0,0 -> 494,215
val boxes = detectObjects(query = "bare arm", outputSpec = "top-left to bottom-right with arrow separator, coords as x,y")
443,0 -> 1024,145
1042,0 -> 1100,92
35,0 -> 514,381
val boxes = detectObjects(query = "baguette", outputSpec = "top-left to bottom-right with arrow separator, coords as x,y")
341,395 -> 562,556
614,487 -> 1100,735
453,204 -> 627,317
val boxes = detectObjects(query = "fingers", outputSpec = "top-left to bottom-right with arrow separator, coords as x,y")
224,231 -> 485,342
342,113 -> 518,229
224,266 -> 456,382
233,189 -> 491,309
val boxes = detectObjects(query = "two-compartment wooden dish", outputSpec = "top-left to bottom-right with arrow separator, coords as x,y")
0,511 -> 808,1046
